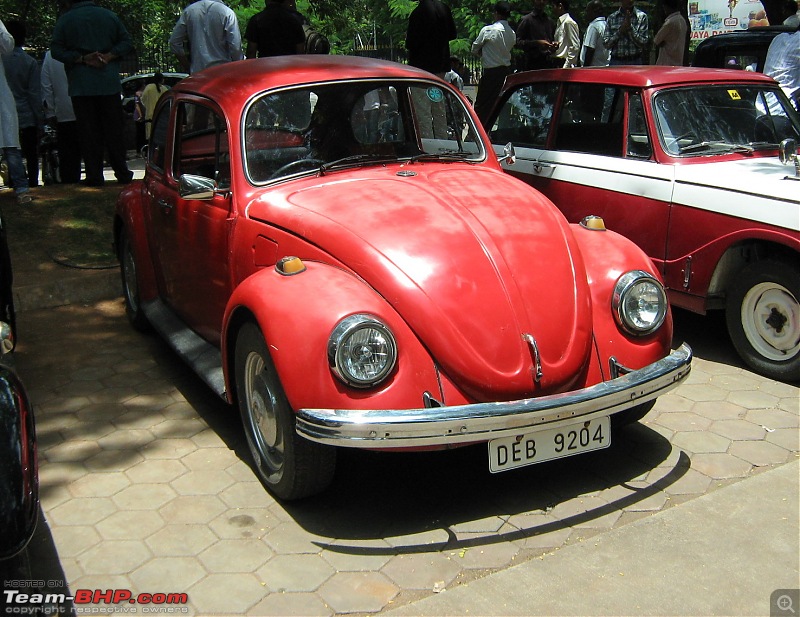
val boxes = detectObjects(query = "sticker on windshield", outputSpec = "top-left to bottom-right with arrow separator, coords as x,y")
727,89 -> 742,100
427,87 -> 444,103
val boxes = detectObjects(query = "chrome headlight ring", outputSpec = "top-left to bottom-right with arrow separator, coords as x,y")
328,314 -> 398,388
612,270 -> 668,336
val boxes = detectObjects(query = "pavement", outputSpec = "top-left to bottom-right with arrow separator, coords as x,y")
2,160 -> 798,616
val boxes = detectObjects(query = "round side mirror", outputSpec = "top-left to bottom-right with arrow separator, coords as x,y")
779,138 -> 797,165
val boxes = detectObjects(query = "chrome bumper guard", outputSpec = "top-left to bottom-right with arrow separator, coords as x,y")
296,343 -> 692,448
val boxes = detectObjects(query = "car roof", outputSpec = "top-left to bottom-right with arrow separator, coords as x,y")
502,65 -> 777,92
174,56 -> 441,100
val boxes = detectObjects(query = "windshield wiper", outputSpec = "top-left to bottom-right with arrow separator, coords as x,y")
320,154 -> 398,173
679,141 -> 755,154
405,150 -> 475,164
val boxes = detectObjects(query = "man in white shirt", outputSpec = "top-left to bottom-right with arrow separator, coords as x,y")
764,30 -> 800,112
653,0 -> 687,66
472,1 -> 516,127
41,50 -> 81,183
551,0 -> 580,68
169,0 -> 242,74
580,0 -> 609,66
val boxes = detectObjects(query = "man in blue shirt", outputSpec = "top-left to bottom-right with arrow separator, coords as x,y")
51,0 -> 134,186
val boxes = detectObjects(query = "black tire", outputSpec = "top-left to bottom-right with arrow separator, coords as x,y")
612,399 -> 656,427
234,322 -> 336,500
726,259 -> 800,382
119,230 -> 150,332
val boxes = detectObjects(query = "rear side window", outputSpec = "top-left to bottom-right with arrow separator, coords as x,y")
488,83 -> 559,148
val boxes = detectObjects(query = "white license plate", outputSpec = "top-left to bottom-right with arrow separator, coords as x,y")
488,416 -> 611,473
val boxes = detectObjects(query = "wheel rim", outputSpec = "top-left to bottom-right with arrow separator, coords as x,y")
740,282 -> 800,362
243,350 -> 284,481
122,240 -> 139,314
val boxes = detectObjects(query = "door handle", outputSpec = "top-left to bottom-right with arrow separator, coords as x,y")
533,162 -> 555,173
157,199 -> 173,211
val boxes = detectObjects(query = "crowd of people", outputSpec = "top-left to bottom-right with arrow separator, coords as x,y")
0,0 -> 798,200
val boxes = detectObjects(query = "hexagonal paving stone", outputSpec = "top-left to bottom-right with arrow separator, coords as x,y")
84,449 -> 145,472
151,418 -> 207,439
42,439 -> 103,464
247,591 -> 331,616
653,412 -> 713,432
321,539 -> 396,572
746,408 -> 799,430
688,400 -> 746,421
113,483 -> 177,510
727,390 -> 781,409
318,571 -> 398,614
188,573 -> 267,614
97,429 -> 154,451
199,538 -> 273,572
209,509 -> 280,540
159,495 -> 228,525
257,554 -> 335,592
673,383 -> 728,403
219,482 -> 277,510
729,441 -> 792,467
126,459 -> 188,484
181,448 -> 241,471
710,419 -> 767,441
671,431 -> 731,454
170,470 -> 235,495
139,438 -> 199,460
49,525 -> 101,559
95,510 -> 165,540
74,402 -> 128,423
69,472 -> 131,498
448,536 -> 520,569
49,497 -> 118,526
690,452 -> 752,479
766,428 -> 800,452
77,540 -> 152,575
262,522 -> 327,554
661,468 -> 714,496
130,557 -> 207,591
381,552 -> 462,589
146,525 -> 218,557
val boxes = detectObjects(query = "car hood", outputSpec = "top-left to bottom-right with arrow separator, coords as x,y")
673,157 -> 800,230
248,165 -> 594,399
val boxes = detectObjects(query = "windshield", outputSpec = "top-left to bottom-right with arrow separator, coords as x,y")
243,80 -> 483,183
653,85 -> 800,156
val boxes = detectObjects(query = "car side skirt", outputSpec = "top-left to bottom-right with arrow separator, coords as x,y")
296,344 -> 692,448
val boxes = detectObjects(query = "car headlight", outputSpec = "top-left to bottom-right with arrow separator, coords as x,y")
328,314 -> 397,388
612,271 -> 668,335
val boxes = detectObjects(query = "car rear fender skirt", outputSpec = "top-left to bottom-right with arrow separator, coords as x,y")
295,344 -> 692,448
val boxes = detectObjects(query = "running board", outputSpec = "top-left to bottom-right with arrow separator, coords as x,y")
142,299 -> 226,399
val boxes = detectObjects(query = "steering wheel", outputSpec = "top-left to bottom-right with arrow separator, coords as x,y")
269,158 -> 325,179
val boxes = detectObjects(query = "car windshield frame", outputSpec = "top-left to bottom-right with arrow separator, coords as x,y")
652,83 -> 800,157
241,78 -> 485,185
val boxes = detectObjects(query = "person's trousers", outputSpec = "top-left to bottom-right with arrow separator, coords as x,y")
56,120 -> 82,184
474,65 -> 512,129
72,94 -> 132,185
20,125 -> 39,186
2,147 -> 29,194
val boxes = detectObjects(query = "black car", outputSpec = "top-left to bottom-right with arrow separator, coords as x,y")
0,206 -> 38,577
692,26 -> 795,72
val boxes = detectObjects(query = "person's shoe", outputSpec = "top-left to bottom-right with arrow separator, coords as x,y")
117,172 -> 134,185
16,192 -> 34,204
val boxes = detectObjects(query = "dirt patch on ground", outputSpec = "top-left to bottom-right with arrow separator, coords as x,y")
2,183 -> 122,277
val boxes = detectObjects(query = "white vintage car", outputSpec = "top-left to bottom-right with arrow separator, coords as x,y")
489,66 -> 800,382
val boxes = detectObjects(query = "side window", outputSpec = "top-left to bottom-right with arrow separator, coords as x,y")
626,93 -> 652,159
173,102 -> 230,189
488,83 -> 559,148
555,84 -> 623,156
148,100 -> 171,171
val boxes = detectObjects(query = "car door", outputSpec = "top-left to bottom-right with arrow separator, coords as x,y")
147,98 -> 233,345
490,82 -> 674,274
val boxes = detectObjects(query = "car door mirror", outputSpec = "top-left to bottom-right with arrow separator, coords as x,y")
498,142 -> 516,165
779,138 -> 797,164
0,321 -> 14,354
179,174 -> 217,200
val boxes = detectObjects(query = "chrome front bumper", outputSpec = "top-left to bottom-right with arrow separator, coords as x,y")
296,343 -> 692,448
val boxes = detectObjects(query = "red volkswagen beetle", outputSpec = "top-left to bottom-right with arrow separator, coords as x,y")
115,56 -> 691,500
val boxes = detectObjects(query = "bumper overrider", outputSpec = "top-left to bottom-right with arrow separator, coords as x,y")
296,343 -> 692,448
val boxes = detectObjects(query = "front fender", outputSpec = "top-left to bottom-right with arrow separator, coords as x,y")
114,182 -> 158,304
222,262 -> 444,412
0,366 -> 38,559
571,223 -> 674,377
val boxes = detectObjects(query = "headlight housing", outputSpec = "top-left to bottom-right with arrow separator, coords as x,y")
328,314 -> 397,388
612,271 -> 668,335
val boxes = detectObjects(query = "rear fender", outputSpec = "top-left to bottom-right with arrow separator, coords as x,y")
114,184 -> 158,303
222,261 -> 443,412
571,223 -> 674,377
